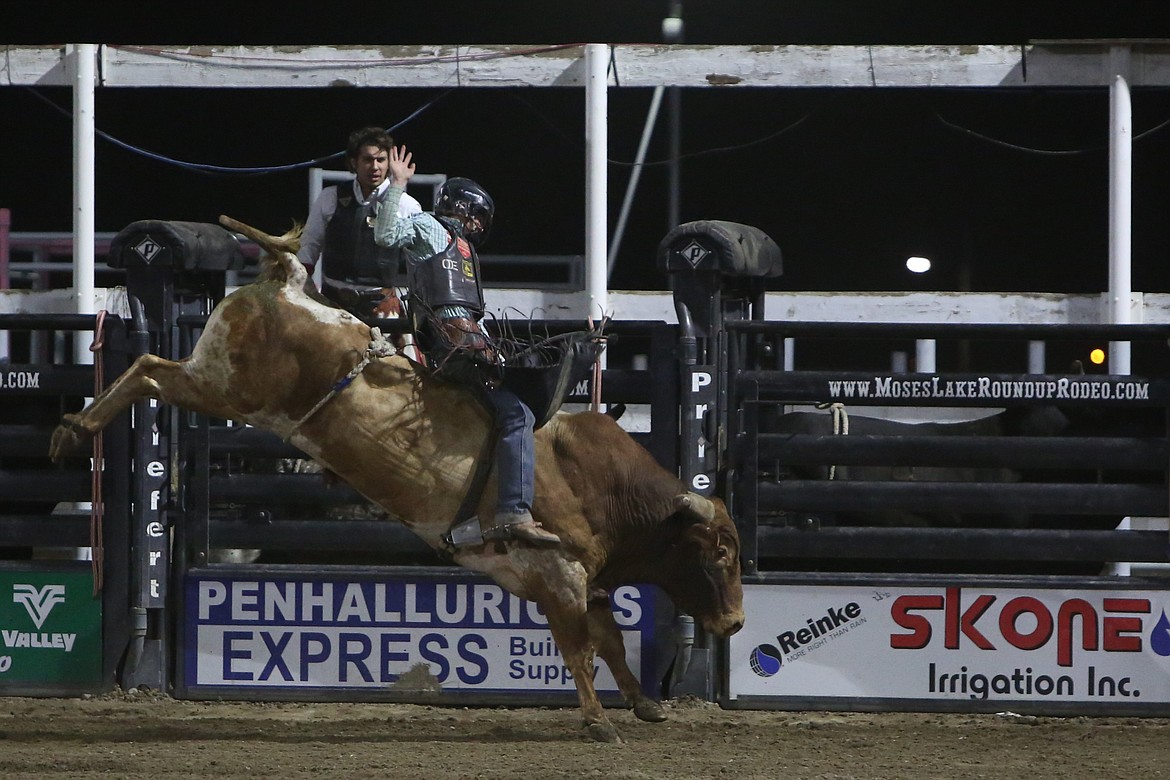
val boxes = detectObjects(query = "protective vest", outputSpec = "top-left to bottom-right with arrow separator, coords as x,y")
321,184 -> 407,286
407,217 -> 485,316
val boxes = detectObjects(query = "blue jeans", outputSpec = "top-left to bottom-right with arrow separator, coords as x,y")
484,384 -> 535,516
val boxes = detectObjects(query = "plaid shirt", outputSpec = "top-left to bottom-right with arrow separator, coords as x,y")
373,185 -> 475,320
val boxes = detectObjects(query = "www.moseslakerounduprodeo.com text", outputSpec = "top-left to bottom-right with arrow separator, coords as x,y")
827,376 -> 1151,401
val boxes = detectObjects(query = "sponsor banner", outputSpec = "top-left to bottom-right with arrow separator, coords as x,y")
185,573 -> 657,695
730,583 -> 1170,705
0,367 -> 41,390
0,571 -> 102,685
683,365 -> 718,495
827,375 -> 1151,402
136,397 -> 168,608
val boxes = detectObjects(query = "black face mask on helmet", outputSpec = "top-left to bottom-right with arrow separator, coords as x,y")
434,177 -> 495,247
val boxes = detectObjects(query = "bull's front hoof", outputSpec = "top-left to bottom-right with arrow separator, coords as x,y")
585,721 -> 624,744
49,416 -> 89,463
632,698 -> 668,723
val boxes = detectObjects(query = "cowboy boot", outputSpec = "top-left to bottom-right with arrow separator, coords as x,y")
487,510 -> 561,546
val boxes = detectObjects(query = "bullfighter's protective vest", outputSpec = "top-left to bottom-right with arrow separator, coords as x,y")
322,183 -> 407,286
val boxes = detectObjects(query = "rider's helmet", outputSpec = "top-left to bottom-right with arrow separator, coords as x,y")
434,177 -> 495,247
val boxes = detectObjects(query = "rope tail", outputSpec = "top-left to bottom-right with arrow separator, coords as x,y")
815,401 -> 849,480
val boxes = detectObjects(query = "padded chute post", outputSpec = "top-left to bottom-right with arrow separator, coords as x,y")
106,220 -> 248,690
658,219 -> 781,493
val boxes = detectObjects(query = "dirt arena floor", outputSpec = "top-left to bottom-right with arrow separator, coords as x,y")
2,690 -> 1169,780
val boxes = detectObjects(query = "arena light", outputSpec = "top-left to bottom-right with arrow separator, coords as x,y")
1090,347 -> 1106,365
905,255 -> 932,274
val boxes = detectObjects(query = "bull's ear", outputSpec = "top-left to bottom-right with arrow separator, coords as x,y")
672,492 -> 715,524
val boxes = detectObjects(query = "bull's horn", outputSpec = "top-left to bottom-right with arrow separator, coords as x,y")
673,492 -> 715,522
219,214 -> 300,254
219,214 -> 269,243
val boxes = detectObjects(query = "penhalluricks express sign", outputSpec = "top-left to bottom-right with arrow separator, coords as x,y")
185,573 -> 657,696
729,583 -> 1170,710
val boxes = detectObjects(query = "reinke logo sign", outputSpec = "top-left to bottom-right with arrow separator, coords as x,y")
750,600 -> 864,677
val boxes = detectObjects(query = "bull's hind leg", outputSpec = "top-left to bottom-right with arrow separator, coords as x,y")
585,589 -> 667,723
49,353 -> 233,462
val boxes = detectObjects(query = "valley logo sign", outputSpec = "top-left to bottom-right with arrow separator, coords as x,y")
0,572 -> 102,686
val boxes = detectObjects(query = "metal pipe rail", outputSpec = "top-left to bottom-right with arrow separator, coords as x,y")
724,318 -> 1170,575
734,371 -> 1170,407
750,433 -> 1168,470
759,481 -> 1166,517
758,527 -> 1170,564
726,320 -> 1170,341
209,517 -> 433,556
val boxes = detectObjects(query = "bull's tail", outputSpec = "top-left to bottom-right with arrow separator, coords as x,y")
219,215 -> 308,287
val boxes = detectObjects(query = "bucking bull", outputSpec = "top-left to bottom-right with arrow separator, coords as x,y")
49,216 -> 745,743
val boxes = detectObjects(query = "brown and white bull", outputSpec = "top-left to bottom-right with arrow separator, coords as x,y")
49,216 -> 744,743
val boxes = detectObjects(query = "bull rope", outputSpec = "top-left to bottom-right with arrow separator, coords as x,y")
815,401 -> 849,480
289,328 -> 398,436
89,310 -> 108,596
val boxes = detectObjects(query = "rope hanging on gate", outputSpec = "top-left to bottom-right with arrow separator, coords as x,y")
815,401 -> 849,480
588,315 -> 605,413
89,310 -> 108,596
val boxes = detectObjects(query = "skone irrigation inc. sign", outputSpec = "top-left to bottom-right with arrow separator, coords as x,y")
729,582 -> 1170,713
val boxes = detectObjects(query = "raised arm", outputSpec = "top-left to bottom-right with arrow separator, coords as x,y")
374,145 -> 450,255
374,145 -> 418,248
388,144 -> 415,187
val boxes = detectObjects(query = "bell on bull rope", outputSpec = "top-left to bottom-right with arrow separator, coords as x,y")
445,515 -> 485,547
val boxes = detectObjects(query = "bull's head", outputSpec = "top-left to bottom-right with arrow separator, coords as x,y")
661,492 -> 745,637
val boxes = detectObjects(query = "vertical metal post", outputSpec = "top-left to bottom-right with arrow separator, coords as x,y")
98,321 -> 133,689
1107,56 -> 1134,578
71,44 -> 96,366
1028,340 -> 1046,374
0,208 -> 9,362
585,44 -> 610,333
668,90 -> 680,230
0,207 -> 10,290
307,167 -> 325,289
650,323 -> 681,471
608,86 -> 664,275
1108,61 -> 1132,376
665,4 -> 683,234
121,295 -> 169,690
915,340 -> 937,373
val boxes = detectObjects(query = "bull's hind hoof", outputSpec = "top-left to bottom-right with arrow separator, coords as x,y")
633,699 -> 668,722
49,416 -> 89,463
585,721 -> 623,744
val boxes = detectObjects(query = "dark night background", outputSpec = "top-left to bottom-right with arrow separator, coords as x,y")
4,2 -> 1170,294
